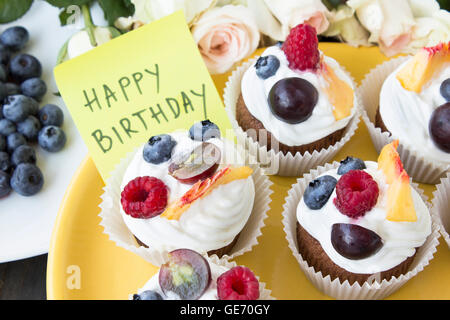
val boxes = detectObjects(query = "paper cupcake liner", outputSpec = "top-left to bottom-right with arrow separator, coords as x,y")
432,172 -> 450,249
224,58 -> 361,177
130,254 -> 275,300
359,57 -> 450,184
99,144 -> 273,266
281,161 -> 440,300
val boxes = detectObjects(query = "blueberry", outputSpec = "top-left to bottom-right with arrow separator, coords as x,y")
0,151 -> 11,172
0,43 -> 11,66
255,55 -> 280,79
337,157 -> 366,175
0,119 -> 16,136
143,134 -> 176,164
0,170 -> 11,198
0,135 -> 5,151
38,104 -> 64,127
276,41 -> 284,48
0,82 -> 7,101
441,78 -> 450,102
5,82 -> 21,96
0,64 -> 6,82
188,120 -> 221,141
21,78 -> 47,101
38,125 -> 66,152
0,26 -> 29,52
2,95 -> 38,122
132,290 -> 163,300
304,175 -> 338,210
11,145 -> 36,167
10,163 -> 43,196
9,54 -> 42,83
6,132 -> 26,153
17,115 -> 41,141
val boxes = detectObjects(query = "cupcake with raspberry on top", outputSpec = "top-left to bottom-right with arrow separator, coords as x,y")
225,23 -> 360,176
282,141 -> 439,299
100,120 -> 272,264
131,249 -> 273,300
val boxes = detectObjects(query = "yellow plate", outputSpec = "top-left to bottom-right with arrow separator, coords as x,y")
47,43 -> 450,300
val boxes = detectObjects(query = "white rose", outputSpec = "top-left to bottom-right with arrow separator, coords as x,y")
404,0 -> 450,53
347,0 -> 415,56
191,4 -> 260,74
247,0 -> 330,41
408,0 -> 440,17
323,5 -> 370,47
115,0 -> 214,30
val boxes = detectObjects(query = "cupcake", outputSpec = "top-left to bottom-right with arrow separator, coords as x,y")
282,140 -> 439,299
100,120 -> 272,264
432,172 -> 450,249
225,23 -> 359,176
131,248 -> 272,300
362,42 -> 450,183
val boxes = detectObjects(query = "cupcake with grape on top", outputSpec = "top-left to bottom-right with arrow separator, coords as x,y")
361,42 -> 450,183
282,140 -> 439,299
100,120 -> 271,263
132,248 -> 272,300
225,23 -> 359,176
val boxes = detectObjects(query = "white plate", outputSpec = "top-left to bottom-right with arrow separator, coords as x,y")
0,1 -> 108,262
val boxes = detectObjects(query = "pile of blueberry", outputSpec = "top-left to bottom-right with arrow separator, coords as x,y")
0,26 -> 66,198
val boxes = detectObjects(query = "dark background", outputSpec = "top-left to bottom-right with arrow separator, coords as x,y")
0,255 -> 46,299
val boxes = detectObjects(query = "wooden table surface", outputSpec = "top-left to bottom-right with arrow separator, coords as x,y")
0,255 -> 47,300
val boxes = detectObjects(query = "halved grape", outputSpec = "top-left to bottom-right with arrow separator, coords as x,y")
268,77 -> 318,124
159,249 -> 211,300
331,223 -> 383,260
429,102 -> 450,153
168,142 -> 220,184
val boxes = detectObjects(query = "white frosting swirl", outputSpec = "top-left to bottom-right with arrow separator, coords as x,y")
241,46 -> 357,146
297,161 -> 431,274
134,261 -> 228,300
379,59 -> 450,164
120,131 -> 255,254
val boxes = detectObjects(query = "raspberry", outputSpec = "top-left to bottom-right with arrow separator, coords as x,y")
333,170 -> 379,219
282,23 -> 320,71
217,266 -> 260,300
121,176 -> 168,219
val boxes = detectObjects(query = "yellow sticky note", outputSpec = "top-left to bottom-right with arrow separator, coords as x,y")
54,11 -> 234,181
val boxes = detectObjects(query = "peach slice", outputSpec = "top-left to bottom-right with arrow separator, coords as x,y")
320,58 -> 354,121
160,166 -> 253,221
377,140 -> 417,222
396,42 -> 450,93
377,140 -> 403,184
386,171 -> 417,222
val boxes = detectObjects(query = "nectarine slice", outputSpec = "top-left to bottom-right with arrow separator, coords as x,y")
396,42 -> 450,93
320,59 -> 354,121
161,166 -> 253,221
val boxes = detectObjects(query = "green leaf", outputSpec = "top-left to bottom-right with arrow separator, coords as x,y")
321,0 -> 347,10
438,0 -> 450,11
0,0 -> 33,24
97,0 -> 135,26
46,0 -> 92,8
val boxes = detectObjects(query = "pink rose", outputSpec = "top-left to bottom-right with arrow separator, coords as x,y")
191,5 -> 260,74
